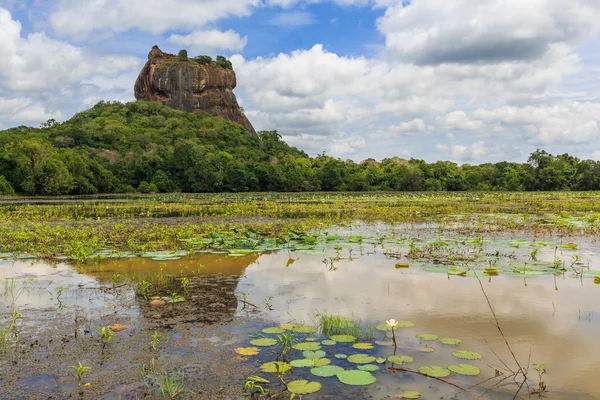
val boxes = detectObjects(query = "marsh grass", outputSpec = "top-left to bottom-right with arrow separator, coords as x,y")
313,310 -> 377,341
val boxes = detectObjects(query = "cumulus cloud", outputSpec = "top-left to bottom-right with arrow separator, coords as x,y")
378,0 -> 600,64
436,111 -> 484,131
168,30 -> 248,53
435,141 -> 488,163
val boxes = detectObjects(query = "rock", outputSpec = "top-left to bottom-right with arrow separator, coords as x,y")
109,324 -> 126,332
150,299 -> 167,307
134,46 -> 256,134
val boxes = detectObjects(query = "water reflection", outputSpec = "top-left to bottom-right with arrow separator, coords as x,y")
237,251 -> 600,399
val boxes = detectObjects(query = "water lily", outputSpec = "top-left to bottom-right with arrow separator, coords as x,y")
386,319 -> 398,328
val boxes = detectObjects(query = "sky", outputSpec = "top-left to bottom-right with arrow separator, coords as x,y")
1,0 -> 600,164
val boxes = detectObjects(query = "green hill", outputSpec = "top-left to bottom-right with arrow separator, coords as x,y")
1,100 -> 599,195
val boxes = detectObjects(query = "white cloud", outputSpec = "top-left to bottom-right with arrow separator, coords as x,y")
378,0 -> 600,64
168,30 -> 248,53
436,111 -> 484,131
269,11 -> 317,27
435,141 -> 488,163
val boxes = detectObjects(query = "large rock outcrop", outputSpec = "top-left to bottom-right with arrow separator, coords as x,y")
134,46 -> 256,134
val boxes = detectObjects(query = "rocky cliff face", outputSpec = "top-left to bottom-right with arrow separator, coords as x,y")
134,46 -> 256,134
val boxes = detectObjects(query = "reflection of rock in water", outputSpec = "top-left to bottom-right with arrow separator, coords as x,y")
140,274 -> 242,328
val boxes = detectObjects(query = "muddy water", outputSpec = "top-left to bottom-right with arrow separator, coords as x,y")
1,246 -> 599,399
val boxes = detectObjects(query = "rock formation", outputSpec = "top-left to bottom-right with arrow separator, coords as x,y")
134,46 -> 256,134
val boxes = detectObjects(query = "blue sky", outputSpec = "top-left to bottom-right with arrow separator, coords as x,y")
1,0 -> 600,164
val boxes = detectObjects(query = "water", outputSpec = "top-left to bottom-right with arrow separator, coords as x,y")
1,245 -> 598,399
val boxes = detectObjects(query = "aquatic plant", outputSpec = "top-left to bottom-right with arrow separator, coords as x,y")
70,362 -> 91,393
157,370 -> 185,399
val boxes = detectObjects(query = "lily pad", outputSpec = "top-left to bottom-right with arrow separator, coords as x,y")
280,323 -> 296,330
303,350 -> 326,359
418,366 -> 450,378
417,347 -> 436,353
396,390 -> 421,399
335,354 -> 348,359
250,338 -> 277,347
235,347 -> 259,356
376,321 -> 415,331
448,364 -> 481,376
595,276 -> 600,284
452,350 -> 483,360
387,355 -> 414,364
439,338 -> 462,345
262,327 -> 286,334
260,362 -> 292,373
293,325 -> 317,334
330,334 -> 357,343
293,342 -> 322,351
322,339 -> 337,346
312,358 -> 331,367
353,343 -> 374,350
288,380 -> 322,395
311,365 -> 345,377
337,370 -> 377,386
348,354 -> 376,364
357,364 -> 379,372
375,357 -> 386,364
374,340 -> 394,346
290,359 -> 315,368
416,333 -> 439,341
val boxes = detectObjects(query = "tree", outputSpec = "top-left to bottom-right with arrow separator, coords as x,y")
178,49 -> 188,60
0,176 -> 15,195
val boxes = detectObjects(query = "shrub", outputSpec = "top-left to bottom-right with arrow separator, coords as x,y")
0,176 -> 15,195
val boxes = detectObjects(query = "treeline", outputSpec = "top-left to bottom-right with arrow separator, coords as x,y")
0,100 -> 599,195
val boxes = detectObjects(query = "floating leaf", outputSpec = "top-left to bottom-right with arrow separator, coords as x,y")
417,347 -> 436,353
357,364 -> 379,372
387,355 -> 414,364
293,342 -> 322,351
247,376 -> 270,384
311,365 -> 345,377
337,370 -> 377,386
453,350 -> 483,360
395,263 -> 409,268
418,366 -> 450,378
353,343 -> 374,350
312,358 -> 331,367
396,390 -> 421,399
562,243 -> 578,250
293,325 -> 317,334
376,321 -> 414,331
305,338 -> 317,342
330,334 -> 357,343
322,340 -> 337,346
375,357 -> 386,364
280,323 -> 296,330
374,340 -> 394,346
448,364 -> 481,376
348,354 -> 376,364
250,338 -> 277,347
260,362 -> 292,373
287,380 -> 322,395
235,347 -> 259,356
595,276 -> 600,284
335,354 -> 347,359
303,350 -> 326,359
439,338 -> 462,345
262,327 -> 286,334
416,333 -> 439,341
448,268 -> 467,276
290,359 -> 314,368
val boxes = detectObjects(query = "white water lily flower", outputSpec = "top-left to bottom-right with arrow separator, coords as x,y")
386,319 -> 399,328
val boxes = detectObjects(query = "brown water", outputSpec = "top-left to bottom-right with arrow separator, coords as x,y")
1,247 -> 598,399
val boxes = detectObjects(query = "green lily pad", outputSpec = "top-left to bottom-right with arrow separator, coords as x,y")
335,354 -> 347,359
279,323 -> 296,330
293,342 -> 322,351
330,334 -> 357,343
448,364 -> 482,376
452,350 -> 483,360
375,357 -> 386,364
322,339 -> 337,346
416,333 -> 439,341
439,338 -> 462,345
262,327 -> 286,334
312,358 -> 331,367
396,390 -> 421,399
418,366 -> 450,378
310,365 -> 345,377
305,337 -> 317,342
348,354 -> 376,364
250,338 -> 277,347
303,350 -> 326,359
292,325 -> 317,334
260,362 -> 292,373
374,341 -> 394,346
287,380 -> 322,395
376,321 -> 414,331
357,364 -> 379,372
353,343 -> 374,350
290,359 -> 315,368
417,347 -> 436,353
337,370 -> 377,386
387,355 -> 414,364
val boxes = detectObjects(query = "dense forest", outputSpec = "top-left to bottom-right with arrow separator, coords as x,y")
0,100 -> 599,195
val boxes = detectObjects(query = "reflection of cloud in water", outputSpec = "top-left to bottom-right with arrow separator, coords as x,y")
238,251 -> 600,399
